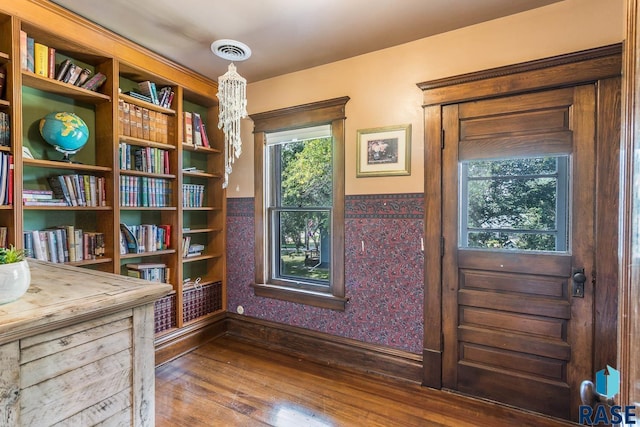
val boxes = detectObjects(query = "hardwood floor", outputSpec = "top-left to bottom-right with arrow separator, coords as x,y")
155,336 -> 575,426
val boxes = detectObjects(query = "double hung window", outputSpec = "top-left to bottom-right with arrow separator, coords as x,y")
251,97 -> 349,310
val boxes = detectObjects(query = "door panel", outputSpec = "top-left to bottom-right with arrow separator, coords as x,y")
442,86 -> 596,420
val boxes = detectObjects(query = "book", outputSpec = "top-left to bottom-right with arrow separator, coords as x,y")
34,42 -> 48,77
0,66 -> 6,100
125,262 -> 167,270
31,230 -> 45,261
125,90 -> 152,103
122,101 -> 131,136
192,112 -> 203,146
80,72 -> 106,91
47,176 -> 71,205
7,154 -> 13,206
183,112 -> 193,145
118,99 -> 124,135
33,43 -> 49,76
23,199 -> 67,206
62,64 -> 77,83
120,223 -> 140,253
20,30 -> 28,71
55,59 -> 72,81
65,65 -> 83,85
26,36 -> 35,73
200,120 -> 211,148
75,68 -> 92,87
22,231 -> 33,258
48,47 -> 56,79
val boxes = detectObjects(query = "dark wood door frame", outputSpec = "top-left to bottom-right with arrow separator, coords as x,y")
619,0 -> 640,408
418,44 -> 622,391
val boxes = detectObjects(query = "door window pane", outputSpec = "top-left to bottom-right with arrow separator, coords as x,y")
460,156 -> 569,252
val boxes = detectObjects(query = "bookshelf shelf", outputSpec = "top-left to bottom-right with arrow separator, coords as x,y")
182,253 -> 222,263
0,100 -> 9,108
119,93 -> 175,115
182,228 -> 222,235
182,206 -> 220,212
23,205 -> 112,211
0,146 -> 10,152
121,249 -> 176,259
22,72 -> 111,104
119,135 -> 176,150
0,205 -> 12,210
23,158 -> 112,172
182,170 -> 218,179
182,143 -> 221,154
119,169 -> 176,179
0,51 -> 9,62
120,206 -> 177,211
68,257 -> 113,267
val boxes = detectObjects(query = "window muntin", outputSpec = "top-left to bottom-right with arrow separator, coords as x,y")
459,155 -> 569,252
266,135 -> 333,288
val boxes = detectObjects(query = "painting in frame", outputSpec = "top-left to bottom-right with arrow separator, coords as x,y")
356,124 -> 411,177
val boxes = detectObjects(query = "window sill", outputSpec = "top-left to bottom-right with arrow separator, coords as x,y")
252,283 -> 348,311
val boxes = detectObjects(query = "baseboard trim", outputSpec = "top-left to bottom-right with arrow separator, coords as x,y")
224,313 -> 423,383
155,312 -> 227,366
422,349 -> 442,388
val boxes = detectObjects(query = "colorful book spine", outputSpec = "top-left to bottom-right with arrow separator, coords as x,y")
26,36 -> 35,73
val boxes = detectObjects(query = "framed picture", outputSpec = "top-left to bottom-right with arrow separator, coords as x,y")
356,124 -> 411,177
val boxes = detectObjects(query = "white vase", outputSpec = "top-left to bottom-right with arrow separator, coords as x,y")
0,260 -> 31,305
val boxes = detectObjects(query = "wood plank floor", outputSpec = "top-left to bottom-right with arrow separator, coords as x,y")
155,336 -> 575,426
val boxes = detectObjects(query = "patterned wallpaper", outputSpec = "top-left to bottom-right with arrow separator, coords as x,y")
226,193 -> 424,354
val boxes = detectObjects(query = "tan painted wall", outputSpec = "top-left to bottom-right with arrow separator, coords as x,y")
227,0 -> 624,198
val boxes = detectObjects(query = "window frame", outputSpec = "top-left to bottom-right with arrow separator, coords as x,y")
250,97 -> 349,310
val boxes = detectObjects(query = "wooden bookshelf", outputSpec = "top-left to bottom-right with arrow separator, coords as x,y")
0,2 -> 225,348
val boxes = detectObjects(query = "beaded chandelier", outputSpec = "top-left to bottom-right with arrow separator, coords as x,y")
211,39 -> 251,189
217,63 -> 247,189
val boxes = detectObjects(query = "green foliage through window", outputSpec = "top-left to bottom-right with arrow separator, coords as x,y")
460,156 -> 569,252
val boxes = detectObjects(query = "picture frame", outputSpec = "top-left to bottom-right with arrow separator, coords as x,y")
356,124 -> 411,177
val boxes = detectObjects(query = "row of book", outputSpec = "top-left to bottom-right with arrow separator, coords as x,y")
0,153 -> 14,206
119,223 -> 171,254
19,31 -> 106,91
118,99 -> 170,144
126,262 -> 170,284
54,59 -> 107,91
181,236 -> 205,258
183,111 -> 211,147
136,81 -> 174,109
182,184 -> 205,208
119,143 -> 170,175
120,176 -> 171,207
31,174 -> 107,207
0,111 -> 9,147
23,227 -> 105,263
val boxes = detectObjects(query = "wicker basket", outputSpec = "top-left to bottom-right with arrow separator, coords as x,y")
154,291 -> 176,333
182,281 -> 222,322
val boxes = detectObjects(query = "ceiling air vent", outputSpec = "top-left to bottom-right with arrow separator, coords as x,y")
211,39 -> 252,61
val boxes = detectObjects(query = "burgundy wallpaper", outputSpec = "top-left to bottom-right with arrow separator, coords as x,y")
226,193 -> 424,354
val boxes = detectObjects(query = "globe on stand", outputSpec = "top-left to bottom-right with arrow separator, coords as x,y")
39,112 -> 89,163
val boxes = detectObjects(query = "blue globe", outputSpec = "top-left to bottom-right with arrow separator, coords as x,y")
39,112 -> 89,153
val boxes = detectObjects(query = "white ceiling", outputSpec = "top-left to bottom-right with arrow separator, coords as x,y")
51,0 -> 562,83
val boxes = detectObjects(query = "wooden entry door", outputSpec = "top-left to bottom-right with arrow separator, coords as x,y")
441,86 -> 596,420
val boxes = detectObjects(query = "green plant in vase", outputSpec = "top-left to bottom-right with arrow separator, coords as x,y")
0,245 -> 25,264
